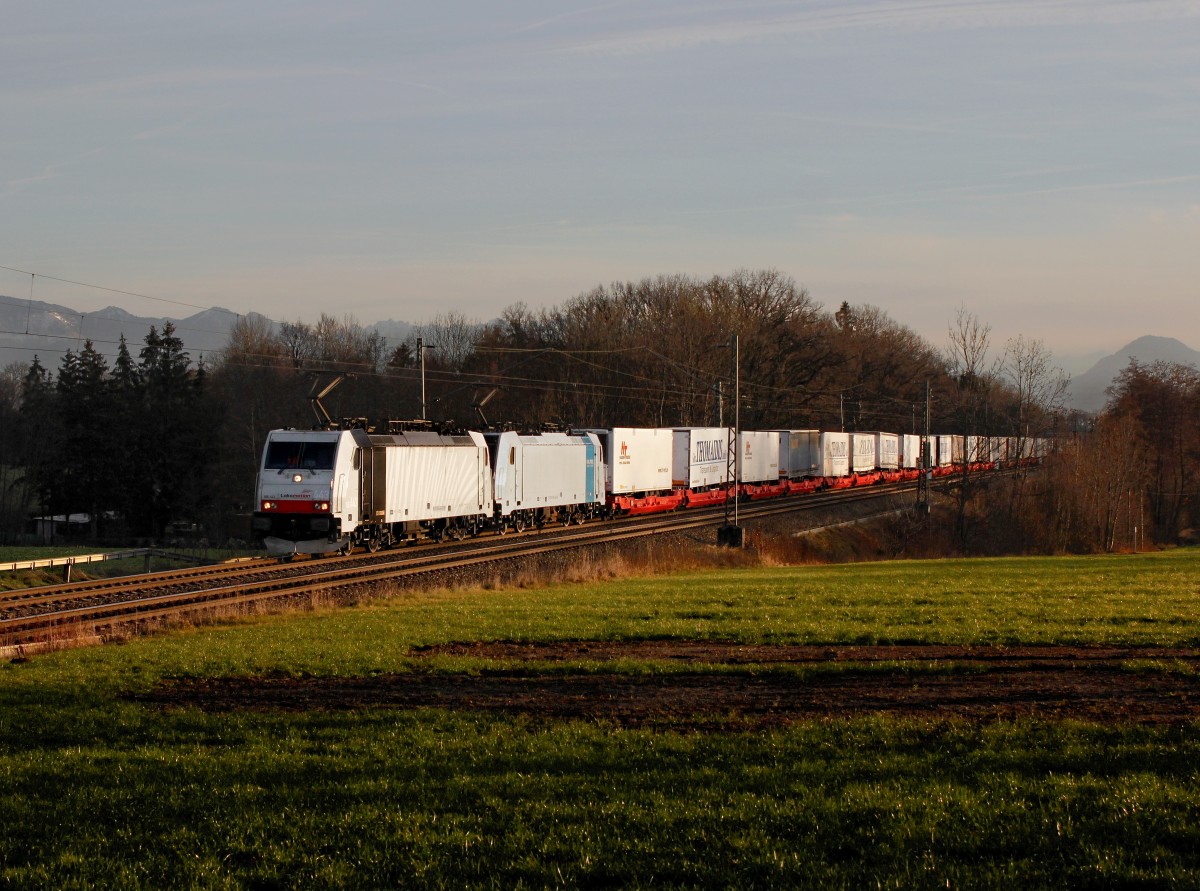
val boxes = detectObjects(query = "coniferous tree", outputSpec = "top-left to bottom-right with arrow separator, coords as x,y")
55,340 -> 113,538
122,323 -> 222,538
0,362 -> 33,542
19,356 -> 59,535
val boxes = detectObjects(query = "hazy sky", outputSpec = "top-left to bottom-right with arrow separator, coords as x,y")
3,0 -> 1199,368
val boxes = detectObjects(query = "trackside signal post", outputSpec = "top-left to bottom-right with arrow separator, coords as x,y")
916,379 -> 930,514
717,334 -> 744,548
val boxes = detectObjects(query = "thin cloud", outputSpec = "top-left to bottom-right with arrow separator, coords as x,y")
132,108 -> 213,141
560,0 -> 1200,56
2,149 -> 105,196
35,65 -> 358,101
510,1 -> 638,36
991,173 -> 1200,199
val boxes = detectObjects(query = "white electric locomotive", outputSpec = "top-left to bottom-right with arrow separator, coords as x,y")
485,430 -> 606,531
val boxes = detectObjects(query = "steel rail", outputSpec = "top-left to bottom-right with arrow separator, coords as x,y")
1,479 -> 923,646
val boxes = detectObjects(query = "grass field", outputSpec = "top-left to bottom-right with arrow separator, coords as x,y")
2,548 -> 1199,888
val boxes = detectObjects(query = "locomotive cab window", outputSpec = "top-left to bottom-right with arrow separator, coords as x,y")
265,440 -> 337,471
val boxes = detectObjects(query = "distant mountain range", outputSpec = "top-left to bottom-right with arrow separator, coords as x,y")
0,297 -> 413,371
1068,336 -> 1200,413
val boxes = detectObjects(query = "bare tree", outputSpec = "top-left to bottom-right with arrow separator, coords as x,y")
410,311 -> 483,372
1035,415 -> 1150,552
278,321 -> 316,370
999,333 -> 1069,442
1107,360 -> 1200,541
221,314 -> 284,368
944,307 -> 996,545
945,306 -> 994,394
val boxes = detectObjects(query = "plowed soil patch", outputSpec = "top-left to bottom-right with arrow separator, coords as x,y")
133,643 -> 1200,728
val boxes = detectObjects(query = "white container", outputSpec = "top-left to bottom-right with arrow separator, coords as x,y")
487,431 -> 604,516
584,427 -> 673,494
899,434 -> 921,469
869,432 -> 899,470
773,429 -> 820,479
951,435 -> 965,464
672,427 -> 731,489
849,432 -> 877,473
934,435 -> 953,467
736,430 -> 780,484
818,432 -> 850,478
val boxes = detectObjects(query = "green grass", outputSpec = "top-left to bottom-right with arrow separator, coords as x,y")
3,549 -> 1200,888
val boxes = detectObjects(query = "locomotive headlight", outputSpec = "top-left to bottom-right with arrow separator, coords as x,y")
262,501 -> 277,511
293,473 -> 304,483
314,501 -> 329,511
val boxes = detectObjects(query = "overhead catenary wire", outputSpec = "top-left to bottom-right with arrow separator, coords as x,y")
0,263 -> 234,317
1,263 -> 941,425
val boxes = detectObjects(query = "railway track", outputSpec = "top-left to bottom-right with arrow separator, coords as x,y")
1,480 -> 919,650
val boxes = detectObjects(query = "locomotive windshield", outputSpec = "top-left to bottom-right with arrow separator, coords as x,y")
264,440 -> 337,471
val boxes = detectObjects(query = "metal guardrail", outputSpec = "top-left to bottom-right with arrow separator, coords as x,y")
1,549 -> 153,573
0,548 -> 217,582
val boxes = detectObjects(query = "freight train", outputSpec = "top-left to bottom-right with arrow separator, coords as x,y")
252,421 -> 1046,557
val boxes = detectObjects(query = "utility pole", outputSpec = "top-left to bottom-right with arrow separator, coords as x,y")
416,337 -> 437,420
719,334 -> 743,547
916,379 -> 930,514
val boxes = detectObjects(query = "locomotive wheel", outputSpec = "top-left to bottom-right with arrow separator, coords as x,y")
366,535 -> 381,553
513,515 -> 527,533
338,540 -> 353,556
573,511 -> 586,525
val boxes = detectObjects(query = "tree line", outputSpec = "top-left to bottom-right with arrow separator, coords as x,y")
0,268 -> 1194,553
